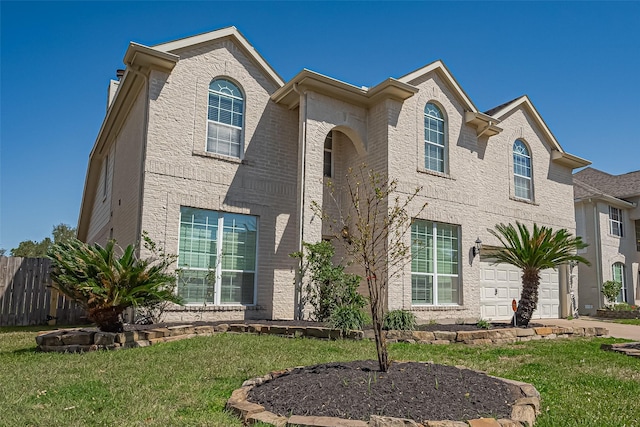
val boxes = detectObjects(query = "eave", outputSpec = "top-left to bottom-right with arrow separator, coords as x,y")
575,194 -> 636,209
271,69 -> 418,109
552,151 -> 591,169
464,111 -> 503,138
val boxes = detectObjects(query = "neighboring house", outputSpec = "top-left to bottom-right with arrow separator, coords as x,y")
573,168 -> 640,315
77,27 -> 590,323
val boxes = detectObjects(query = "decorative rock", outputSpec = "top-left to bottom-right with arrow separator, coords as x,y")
167,325 -> 195,336
533,327 -> 553,336
230,324 -> 248,333
61,331 -> 94,345
370,415 -> 421,426
457,330 -> 489,342
433,331 -> 457,341
246,410 -> 287,426
215,323 -> 230,332
515,329 -> 535,337
247,324 -> 266,333
412,331 -> 436,342
194,325 -> 215,334
497,420 -> 523,427
228,386 -> 251,405
511,405 -> 535,427
115,331 -> 139,343
287,415 -> 368,426
431,339 -> 451,345
268,326 -> 288,335
423,421 -> 468,427
346,330 -> 364,340
94,332 -> 116,346
515,397 -> 540,413
594,327 -> 608,336
468,418 -> 502,427
226,400 -> 265,419
36,331 -> 64,346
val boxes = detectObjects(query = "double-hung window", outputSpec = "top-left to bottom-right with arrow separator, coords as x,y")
513,140 -> 532,200
424,103 -> 446,173
323,132 -> 333,177
609,206 -> 623,237
207,78 -> 244,158
178,207 -> 257,305
411,220 -> 460,305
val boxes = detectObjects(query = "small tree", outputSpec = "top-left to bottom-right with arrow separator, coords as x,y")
48,238 -> 182,332
12,223 -> 77,257
489,222 -> 589,326
314,164 -> 426,372
601,280 -> 622,309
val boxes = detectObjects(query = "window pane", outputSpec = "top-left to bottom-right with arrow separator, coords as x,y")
220,272 -> 255,304
412,275 -> 433,304
207,79 -> 244,158
437,276 -> 459,304
177,270 -> 216,304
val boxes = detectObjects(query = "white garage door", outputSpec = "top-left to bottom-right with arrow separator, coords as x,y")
480,259 -> 559,320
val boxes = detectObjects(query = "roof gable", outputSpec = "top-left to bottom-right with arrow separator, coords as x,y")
398,60 -> 478,113
153,26 -> 284,88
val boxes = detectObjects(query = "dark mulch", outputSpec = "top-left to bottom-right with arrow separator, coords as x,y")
248,360 -> 524,422
415,322 -> 542,332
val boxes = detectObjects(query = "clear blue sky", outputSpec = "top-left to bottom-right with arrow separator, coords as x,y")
1,1 -> 639,253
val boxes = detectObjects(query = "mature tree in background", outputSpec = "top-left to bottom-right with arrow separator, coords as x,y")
11,223 -> 77,257
315,164 -> 426,372
0,248 -> 6,256
489,222 -> 589,326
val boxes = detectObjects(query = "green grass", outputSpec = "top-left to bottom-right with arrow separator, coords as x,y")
0,328 -> 638,427
612,319 -> 640,326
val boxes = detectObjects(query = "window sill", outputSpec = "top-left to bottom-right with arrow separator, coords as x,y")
606,234 -> 623,239
509,196 -> 539,206
192,150 -> 245,164
410,305 -> 466,311
417,168 -> 454,180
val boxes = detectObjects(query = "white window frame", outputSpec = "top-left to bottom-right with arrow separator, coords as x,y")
612,262 -> 626,303
178,208 -> 258,306
411,220 -> 460,306
609,206 -> 623,237
513,140 -> 532,201
424,103 -> 446,173
206,78 -> 244,158
323,131 -> 333,178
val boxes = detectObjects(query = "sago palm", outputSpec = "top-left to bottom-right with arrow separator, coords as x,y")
488,222 -> 589,326
48,239 -> 181,332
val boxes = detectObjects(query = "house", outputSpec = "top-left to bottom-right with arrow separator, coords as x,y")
573,168 -> 640,314
77,27 -> 590,323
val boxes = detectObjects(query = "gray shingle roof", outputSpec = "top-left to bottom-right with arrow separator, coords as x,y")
483,96 -> 522,116
573,167 -> 640,200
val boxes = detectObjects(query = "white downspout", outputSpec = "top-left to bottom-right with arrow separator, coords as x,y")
293,83 -> 308,320
593,201 -> 603,309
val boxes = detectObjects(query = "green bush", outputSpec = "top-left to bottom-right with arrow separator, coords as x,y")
612,303 -> 639,312
329,305 -> 368,333
383,309 -> 417,331
48,238 -> 182,332
292,241 -> 366,322
601,280 -> 622,308
476,318 -> 491,329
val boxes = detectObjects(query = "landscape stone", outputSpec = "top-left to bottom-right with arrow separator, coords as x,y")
370,414 -> 421,426
246,410 -> 287,426
423,421 -> 468,427
227,400 -> 264,419
215,323 -> 230,332
412,331 -> 435,341
287,415 -> 368,426
511,405 -> 535,427
468,418 -> 501,427
433,331 -> 457,341
515,397 -> 540,413
515,329 -> 535,337
497,420 -> 523,427
230,324 -> 248,333
533,327 -> 552,336
61,331 -> 94,345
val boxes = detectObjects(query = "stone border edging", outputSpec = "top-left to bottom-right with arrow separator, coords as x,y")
35,323 -> 609,353
227,363 -> 542,427
601,342 -> 640,358
596,309 -> 640,319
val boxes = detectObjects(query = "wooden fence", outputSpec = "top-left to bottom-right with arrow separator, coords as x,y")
0,257 -> 87,326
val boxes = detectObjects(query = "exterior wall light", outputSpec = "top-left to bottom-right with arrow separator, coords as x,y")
472,237 -> 482,257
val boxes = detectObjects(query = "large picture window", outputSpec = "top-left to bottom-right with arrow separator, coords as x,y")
207,78 -> 244,158
178,207 -> 257,305
411,220 -> 460,305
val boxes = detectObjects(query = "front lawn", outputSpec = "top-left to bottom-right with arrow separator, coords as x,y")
0,328 -> 638,426
612,319 -> 640,326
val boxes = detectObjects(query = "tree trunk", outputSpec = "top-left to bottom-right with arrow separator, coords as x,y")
515,268 -> 540,327
371,310 -> 389,372
89,306 -> 125,332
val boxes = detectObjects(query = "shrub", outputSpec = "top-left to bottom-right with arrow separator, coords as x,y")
383,309 -> 417,331
291,241 -> 366,322
612,303 -> 639,312
329,306 -> 368,334
601,280 -> 622,308
476,318 -> 491,329
48,238 -> 182,332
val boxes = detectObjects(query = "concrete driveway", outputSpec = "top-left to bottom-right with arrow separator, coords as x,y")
539,317 -> 640,341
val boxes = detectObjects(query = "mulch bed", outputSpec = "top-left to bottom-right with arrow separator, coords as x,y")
248,360 -> 525,422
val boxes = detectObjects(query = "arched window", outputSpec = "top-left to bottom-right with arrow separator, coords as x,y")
612,262 -> 626,303
513,140 -> 532,200
323,131 -> 333,177
207,78 -> 244,158
424,103 -> 445,173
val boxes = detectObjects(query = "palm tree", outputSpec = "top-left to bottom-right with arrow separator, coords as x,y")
48,239 -> 182,332
488,222 -> 589,326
